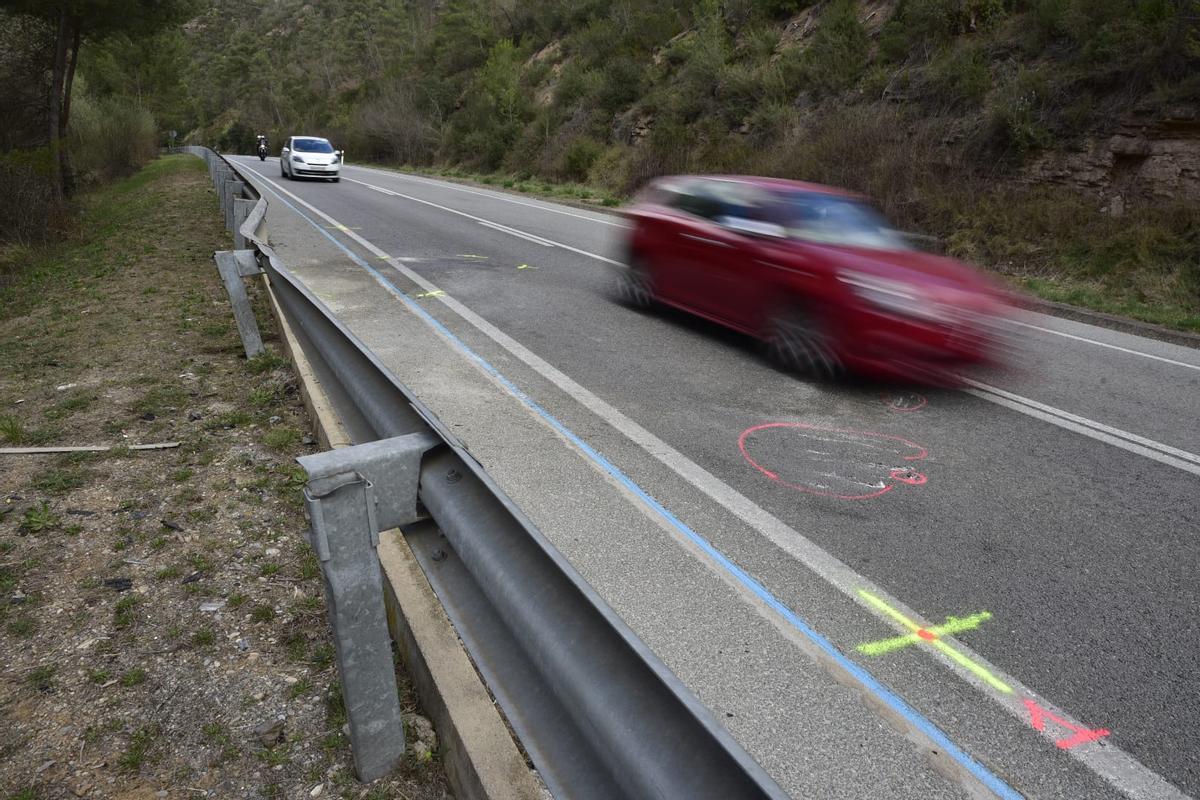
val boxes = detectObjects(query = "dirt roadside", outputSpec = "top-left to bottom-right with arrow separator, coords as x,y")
0,156 -> 449,800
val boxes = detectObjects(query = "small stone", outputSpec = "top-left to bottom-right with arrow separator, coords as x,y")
140,412 -> 156,421
253,716 -> 285,747
157,792 -> 168,798
283,675 -> 298,685
252,690 -> 266,702
187,411 -> 203,422
301,434 -> 316,445
309,784 -> 324,797
56,383 -> 77,392
265,547 -> 280,557
160,519 -> 183,532
200,599 -> 226,612
268,415 -> 282,425
237,638 -> 251,652
37,760 -> 55,774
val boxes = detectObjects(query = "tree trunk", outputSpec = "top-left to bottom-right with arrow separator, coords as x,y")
47,6 -> 69,201
62,24 -> 81,133
60,21 -> 81,196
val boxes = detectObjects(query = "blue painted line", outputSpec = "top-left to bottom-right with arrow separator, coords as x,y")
245,168 -> 1023,800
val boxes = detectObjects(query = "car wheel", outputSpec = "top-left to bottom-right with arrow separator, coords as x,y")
331,177 -> 340,183
615,258 -> 654,309
763,308 -> 843,379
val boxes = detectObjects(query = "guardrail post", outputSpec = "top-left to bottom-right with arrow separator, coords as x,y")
213,250 -> 265,359
296,433 -> 439,782
233,198 -> 254,249
222,179 -> 245,231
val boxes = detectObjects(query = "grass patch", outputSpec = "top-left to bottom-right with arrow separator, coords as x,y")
120,668 -> 148,687
246,351 -> 287,374
113,594 -> 140,628
27,665 -> 56,692
88,669 -> 112,684
250,605 -> 276,623
191,627 -> 215,647
118,725 -> 157,772
262,426 -> 301,451
45,390 -> 97,420
31,466 -> 91,494
7,617 -> 36,637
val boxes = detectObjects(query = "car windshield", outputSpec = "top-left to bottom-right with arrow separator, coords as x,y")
770,191 -> 909,250
293,138 -> 334,153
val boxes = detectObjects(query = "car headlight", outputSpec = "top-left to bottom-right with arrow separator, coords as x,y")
837,271 -> 944,321
292,154 -> 305,163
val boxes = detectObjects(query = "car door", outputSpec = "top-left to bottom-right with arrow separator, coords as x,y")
658,180 -> 740,315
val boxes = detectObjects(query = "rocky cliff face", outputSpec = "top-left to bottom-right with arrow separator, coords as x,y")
1024,107 -> 1200,215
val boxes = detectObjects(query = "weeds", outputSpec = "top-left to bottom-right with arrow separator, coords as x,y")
18,503 -> 59,534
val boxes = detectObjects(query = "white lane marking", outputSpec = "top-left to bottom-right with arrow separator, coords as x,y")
476,219 -> 555,247
341,176 -> 624,266
964,378 -> 1200,477
348,163 -> 631,228
1012,319 -> 1200,372
234,159 -> 1188,800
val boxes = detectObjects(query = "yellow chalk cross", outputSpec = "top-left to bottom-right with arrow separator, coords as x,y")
856,589 -> 1011,693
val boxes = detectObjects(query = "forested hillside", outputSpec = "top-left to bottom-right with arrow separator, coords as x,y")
4,0 -> 1199,325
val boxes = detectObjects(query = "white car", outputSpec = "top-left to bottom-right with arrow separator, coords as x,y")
280,136 -> 342,182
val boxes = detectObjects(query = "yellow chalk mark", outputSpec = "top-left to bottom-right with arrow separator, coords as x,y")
517,264 -> 537,270
324,224 -> 360,232
855,589 -> 1011,694
413,290 -> 445,299
456,254 -> 488,260
931,639 -> 1012,693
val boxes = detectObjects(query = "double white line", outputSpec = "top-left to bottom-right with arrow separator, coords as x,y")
964,378 -> 1200,477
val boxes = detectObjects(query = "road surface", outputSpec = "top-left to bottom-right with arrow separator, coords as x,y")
229,155 -> 1200,799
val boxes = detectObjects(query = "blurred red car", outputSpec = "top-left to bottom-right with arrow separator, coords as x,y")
617,175 -> 1015,383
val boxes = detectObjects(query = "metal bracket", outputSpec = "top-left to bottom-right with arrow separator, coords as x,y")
296,432 -> 440,782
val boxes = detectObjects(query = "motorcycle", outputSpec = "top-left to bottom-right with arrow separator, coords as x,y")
257,143 -> 267,161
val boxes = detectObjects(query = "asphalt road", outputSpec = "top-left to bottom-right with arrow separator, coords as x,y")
230,155 -> 1200,799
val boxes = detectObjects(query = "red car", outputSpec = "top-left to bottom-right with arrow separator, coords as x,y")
617,175 -> 1015,383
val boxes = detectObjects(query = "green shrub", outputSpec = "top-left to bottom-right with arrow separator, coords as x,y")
794,0 -> 869,96
69,95 -> 157,184
560,137 -> 603,182
928,42 -> 991,107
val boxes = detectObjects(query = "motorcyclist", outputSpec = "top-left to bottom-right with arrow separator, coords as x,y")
255,134 -> 268,160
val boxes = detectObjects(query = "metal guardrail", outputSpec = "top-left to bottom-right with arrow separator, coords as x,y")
185,145 -> 789,799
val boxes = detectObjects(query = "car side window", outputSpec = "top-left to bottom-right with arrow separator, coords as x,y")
672,182 -> 725,222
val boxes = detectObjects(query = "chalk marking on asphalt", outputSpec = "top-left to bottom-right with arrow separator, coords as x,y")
234,159 -> 1189,800
1011,319 -> 1200,372
341,176 -> 625,266
517,264 -> 537,270
857,591 -> 1010,693
349,164 -> 631,228
963,378 -> 1200,477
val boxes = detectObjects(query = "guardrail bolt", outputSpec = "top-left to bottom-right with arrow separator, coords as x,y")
445,469 -> 462,484
431,548 -> 447,562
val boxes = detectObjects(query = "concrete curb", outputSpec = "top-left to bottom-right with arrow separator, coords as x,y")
257,245 -> 543,799
380,533 -> 548,800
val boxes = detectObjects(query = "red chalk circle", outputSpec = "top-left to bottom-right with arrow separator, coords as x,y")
738,422 -> 929,500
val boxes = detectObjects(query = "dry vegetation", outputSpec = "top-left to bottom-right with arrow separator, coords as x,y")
0,156 -> 448,800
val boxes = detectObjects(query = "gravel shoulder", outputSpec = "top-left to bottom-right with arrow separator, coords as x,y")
0,156 -> 449,800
